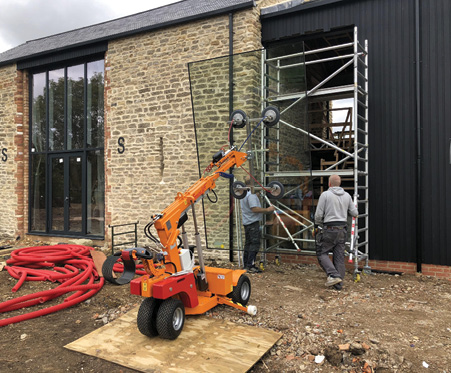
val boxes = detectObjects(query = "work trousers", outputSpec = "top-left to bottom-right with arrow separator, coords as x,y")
316,226 -> 347,279
243,221 -> 260,269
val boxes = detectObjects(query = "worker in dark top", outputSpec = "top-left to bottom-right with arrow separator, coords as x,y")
240,176 -> 275,273
314,174 -> 358,289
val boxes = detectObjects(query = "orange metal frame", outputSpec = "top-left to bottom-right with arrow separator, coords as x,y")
152,149 -> 247,274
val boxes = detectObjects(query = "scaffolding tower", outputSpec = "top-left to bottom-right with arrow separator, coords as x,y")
259,27 -> 370,277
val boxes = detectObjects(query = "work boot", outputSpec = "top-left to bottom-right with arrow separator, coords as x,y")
252,266 -> 262,273
333,283 -> 343,291
325,276 -> 342,287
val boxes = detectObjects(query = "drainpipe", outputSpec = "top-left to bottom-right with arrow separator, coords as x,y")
228,12 -> 235,262
415,0 -> 423,273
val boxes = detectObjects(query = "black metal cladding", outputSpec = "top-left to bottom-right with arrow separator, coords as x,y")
262,0 -> 451,266
17,43 -> 107,70
420,0 -> 451,266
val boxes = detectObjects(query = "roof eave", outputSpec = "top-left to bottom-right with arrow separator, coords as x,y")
0,0 -> 255,68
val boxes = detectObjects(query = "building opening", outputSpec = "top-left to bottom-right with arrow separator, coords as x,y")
29,59 -> 105,238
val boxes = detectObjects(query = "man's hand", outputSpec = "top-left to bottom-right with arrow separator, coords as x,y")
267,206 -> 275,213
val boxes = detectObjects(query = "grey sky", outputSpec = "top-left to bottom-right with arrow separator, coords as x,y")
0,0 -> 179,53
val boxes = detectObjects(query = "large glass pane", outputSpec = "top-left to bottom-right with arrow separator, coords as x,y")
30,154 -> 46,231
87,150 -> 104,235
68,155 -> 83,232
87,60 -> 104,148
31,73 -> 46,153
67,64 -> 85,150
51,156 -> 65,231
188,50 -> 263,251
188,46 -> 312,255
49,69 -> 65,151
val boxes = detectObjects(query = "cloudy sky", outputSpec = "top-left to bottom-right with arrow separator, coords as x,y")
0,0 -> 180,53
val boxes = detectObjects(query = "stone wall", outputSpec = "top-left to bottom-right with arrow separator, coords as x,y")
104,8 -> 267,258
104,0 -> 304,260
0,0 -> 296,253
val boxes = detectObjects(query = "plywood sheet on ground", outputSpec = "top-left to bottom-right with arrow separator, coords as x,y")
65,306 -> 282,373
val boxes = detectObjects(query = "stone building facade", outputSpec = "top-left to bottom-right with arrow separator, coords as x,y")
0,0 -> 291,261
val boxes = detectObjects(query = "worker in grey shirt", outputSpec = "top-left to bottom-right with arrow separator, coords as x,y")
314,174 -> 358,288
240,176 -> 275,272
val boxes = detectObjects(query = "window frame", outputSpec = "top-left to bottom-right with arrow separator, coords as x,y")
28,56 -> 105,239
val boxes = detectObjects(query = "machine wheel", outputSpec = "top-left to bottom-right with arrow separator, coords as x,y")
137,297 -> 161,337
231,181 -> 248,200
102,255 -> 135,285
156,298 -> 185,340
267,181 -> 285,199
229,274 -> 251,306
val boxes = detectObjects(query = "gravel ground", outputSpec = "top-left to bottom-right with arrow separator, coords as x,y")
0,240 -> 450,372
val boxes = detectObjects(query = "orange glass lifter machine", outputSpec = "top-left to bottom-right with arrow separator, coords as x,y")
102,107 -> 282,339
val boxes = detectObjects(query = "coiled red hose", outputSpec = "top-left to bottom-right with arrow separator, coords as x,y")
0,244 -> 105,327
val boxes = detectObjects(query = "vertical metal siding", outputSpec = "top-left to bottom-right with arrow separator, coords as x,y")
262,0 -> 419,263
420,0 -> 451,265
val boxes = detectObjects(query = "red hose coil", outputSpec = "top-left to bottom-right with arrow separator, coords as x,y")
0,244 -> 106,327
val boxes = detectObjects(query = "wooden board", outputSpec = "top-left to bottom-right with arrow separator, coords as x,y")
65,306 -> 282,373
89,250 -> 107,277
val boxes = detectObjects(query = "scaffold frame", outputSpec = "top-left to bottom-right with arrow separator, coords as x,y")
257,26 -> 370,275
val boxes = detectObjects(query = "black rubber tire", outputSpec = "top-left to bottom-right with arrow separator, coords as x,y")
267,180 -> 285,199
137,297 -> 161,337
229,274 -> 251,306
156,298 -> 185,340
231,181 -> 248,200
102,255 -> 135,285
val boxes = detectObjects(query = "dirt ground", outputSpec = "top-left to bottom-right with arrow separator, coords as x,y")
0,242 -> 450,373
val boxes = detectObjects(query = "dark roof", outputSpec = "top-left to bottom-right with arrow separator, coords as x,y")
0,0 -> 255,66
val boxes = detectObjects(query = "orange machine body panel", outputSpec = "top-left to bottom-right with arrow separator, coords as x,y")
204,267 -> 234,296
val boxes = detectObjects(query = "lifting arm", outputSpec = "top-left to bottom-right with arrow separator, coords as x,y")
151,147 -> 248,273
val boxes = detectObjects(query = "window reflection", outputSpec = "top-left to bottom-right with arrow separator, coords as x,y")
48,69 -> 65,151
30,154 -> 46,232
67,64 -> 85,150
87,61 -> 104,148
31,72 -> 46,152
87,150 -> 105,235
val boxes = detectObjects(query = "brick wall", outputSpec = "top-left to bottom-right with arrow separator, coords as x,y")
0,64 -> 19,239
264,253 -> 451,280
14,70 -> 28,238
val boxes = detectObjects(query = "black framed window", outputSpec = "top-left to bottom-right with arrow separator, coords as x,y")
29,58 -> 105,238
